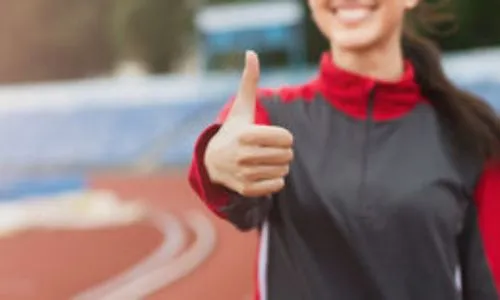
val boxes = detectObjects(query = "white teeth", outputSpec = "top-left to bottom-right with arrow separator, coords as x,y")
336,8 -> 371,23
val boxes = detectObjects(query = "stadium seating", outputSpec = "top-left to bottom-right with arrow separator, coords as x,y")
162,100 -> 223,166
0,103 -> 197,167
0,60 -> 498,177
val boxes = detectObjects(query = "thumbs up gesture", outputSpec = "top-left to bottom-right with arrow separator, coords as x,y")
204,51 -> 294,197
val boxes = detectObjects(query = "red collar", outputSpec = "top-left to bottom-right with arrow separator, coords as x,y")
315,52 -> 425,121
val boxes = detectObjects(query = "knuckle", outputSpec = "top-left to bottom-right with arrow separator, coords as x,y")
285,149 -> 294,161
239,184 -> 255,197
234,149 -> 249,165
274,178 -> 286,191
239,167 -> 254,181
285,131 -> 294,145
238,128 -> 255,144
276,128 -> 294,145
234,181 -> 246,195
236,132 -> 248,144
234,169 -> 245,181
282,165 -> 290,176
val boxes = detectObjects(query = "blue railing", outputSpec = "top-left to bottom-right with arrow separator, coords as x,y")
0,58 -> 497,171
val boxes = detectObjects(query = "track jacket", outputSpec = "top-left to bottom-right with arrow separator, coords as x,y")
188,53 -> 500,300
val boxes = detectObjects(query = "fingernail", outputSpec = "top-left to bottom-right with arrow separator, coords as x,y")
246,50 -> 255,59
245,50 -> 251,62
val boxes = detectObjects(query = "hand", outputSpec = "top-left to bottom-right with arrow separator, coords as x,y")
204,51 -> 294,197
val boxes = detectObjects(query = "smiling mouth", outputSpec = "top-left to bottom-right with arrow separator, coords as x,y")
330,5 -> 378,24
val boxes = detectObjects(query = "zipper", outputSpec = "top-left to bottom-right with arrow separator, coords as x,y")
358,85 -> 377,217
348,84 -> 386,299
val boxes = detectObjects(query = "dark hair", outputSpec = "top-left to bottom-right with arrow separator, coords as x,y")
403,1 -> 500,161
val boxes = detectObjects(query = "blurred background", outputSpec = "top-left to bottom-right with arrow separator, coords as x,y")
0,0 -> 498,299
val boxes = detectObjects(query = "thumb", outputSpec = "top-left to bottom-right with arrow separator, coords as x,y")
227,50 -> 260,123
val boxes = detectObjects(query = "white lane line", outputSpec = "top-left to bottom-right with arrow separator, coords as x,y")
0,190 -> 148,237
73,210 -> 186,300
91,211 -> 216,300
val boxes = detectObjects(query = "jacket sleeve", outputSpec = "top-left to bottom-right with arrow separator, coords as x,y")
458,162 -> 500,299
187,91 -> 275,231
472,163 -> 500,292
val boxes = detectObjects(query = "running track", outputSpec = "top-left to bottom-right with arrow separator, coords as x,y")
0,172 -> 258,300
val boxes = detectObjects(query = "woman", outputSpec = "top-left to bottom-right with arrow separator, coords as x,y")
189,0 -> 500,299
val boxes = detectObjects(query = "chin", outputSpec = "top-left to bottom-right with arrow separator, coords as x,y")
330,32 -> 380,52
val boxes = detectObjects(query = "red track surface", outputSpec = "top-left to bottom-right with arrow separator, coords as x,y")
0,172 -> 258,300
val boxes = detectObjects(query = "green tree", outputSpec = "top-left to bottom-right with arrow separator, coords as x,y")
438,0 -> 500,51
110,0 -> 194,73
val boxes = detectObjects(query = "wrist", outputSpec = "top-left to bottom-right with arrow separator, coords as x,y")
203,144 -> 221,185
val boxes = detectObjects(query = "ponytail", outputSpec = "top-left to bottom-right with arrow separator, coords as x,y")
402,27 -> 500,161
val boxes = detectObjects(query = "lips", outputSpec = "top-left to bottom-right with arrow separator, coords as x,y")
336,8 -> 372,23
329,3 -> 378,25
